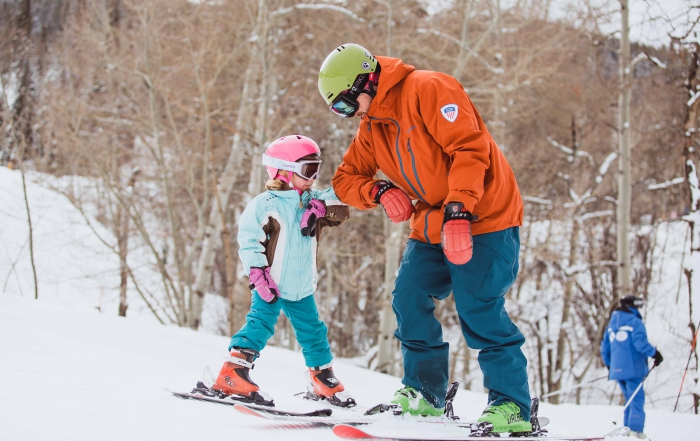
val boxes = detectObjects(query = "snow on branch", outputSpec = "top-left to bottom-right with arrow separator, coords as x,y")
271,3 -> 365,21
417,28 -> 504,75
564,260 -> 618,276
523,196 -> 553,206
689,90 -> 700,108
565,187 -> 593,207
648,177 -> 685,190
547,136 -> 594,166
597,151 -> 618,183
630,52 -> 667,70
686,159 -> 700,212
577,210 -> 614,222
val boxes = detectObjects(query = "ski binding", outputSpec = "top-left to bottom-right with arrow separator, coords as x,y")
168,381 -> 274,407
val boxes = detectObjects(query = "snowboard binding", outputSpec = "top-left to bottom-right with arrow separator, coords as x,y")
364,382 -> 461,420
468,397 -> 548,438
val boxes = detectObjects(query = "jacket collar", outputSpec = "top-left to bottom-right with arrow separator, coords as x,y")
617,306 -> 642,319
363,56 -> 414,121
268,189 -> 310,205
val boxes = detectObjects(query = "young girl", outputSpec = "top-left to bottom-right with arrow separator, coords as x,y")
212,135 -> 353,407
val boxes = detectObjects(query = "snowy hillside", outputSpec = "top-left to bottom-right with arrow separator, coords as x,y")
2,166 -> 700,440
1,294 -> 699,441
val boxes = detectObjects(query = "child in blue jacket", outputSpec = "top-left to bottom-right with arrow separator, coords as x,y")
601,296 -> 663,438
211,135 -> 353,407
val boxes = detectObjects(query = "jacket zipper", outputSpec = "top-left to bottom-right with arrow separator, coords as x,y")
424,208 -> 437,244
368,117 -> 428,204
407,139 -> 427,197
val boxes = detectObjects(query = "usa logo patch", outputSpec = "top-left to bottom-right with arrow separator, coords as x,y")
440,104 -> 458,123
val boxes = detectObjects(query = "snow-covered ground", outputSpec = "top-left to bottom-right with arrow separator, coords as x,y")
0,294 -> 698,441
2,165 -> 700,440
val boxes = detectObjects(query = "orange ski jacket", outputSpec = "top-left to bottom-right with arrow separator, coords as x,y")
332,56 -> 523,244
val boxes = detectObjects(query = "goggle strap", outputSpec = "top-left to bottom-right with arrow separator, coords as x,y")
262,154 -> 321,179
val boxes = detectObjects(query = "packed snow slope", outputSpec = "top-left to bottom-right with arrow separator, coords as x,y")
1,168 -> 699,440
0,294 -> 698,441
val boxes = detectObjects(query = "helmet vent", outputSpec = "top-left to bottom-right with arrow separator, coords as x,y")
327,92 -> 334,99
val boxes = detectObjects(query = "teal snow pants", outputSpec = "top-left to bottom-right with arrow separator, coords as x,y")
393,227 -> 531,420
229,292 -> 333,368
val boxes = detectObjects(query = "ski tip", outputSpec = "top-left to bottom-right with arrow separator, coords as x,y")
332,424 -> 376,440
233,404 -> 265,418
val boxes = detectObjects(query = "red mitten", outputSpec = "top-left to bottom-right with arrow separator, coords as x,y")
371,181 -> 415,223
441,202 -> 477,265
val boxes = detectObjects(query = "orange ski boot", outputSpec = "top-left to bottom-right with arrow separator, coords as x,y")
212,348 -> 274,406
305,363 -> 356,408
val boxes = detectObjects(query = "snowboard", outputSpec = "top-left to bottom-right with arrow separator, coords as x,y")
332,423 -> 605,441
233,402 -> 549,429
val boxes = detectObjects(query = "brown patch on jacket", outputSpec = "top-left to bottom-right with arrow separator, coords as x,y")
259,203 -> 350,267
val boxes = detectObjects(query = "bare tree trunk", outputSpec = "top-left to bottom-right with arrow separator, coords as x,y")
549,118 -> 584,403
682,42 -> 700,414
535,319 -> 546,398
374,0 -> 401,377
117,203 -> 129,316
385,0 -> 393,56
213,173 -> 238,336
0,12 -> 38,299
452,0 -> 474,81
461,341 -> 472,389
189,56 -> 254,330
376,219 -> 403,374
617,0 -> 632,296
248,0 -> 269,197
491,0 -> 504,143
674,264 -> 700,414
18,145 -> 38,300
117,169 -> 138,317
550,217 -> 579,403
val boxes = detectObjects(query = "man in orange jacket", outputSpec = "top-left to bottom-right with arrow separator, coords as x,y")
319,44 -> 531,433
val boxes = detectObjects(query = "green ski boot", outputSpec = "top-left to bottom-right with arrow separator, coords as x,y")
477,402 -> 532,433
391,386 -> 444,417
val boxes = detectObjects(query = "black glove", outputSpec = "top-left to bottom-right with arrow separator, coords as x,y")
652,349 -> 663,367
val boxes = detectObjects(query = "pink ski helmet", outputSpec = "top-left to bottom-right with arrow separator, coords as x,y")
262,135 -> 322,180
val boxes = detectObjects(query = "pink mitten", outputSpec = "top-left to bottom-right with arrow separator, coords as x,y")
301,199 -> 326,237
248,267 -> 279,303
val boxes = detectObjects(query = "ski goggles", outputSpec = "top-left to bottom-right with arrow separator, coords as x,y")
262,154 -> 322,180
329,90 -> 361,118
629,298 -> 646,308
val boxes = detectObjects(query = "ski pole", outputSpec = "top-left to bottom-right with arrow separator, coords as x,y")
541,374 -> 609,399
612,364 -> 656,425
673,320 -> 700,412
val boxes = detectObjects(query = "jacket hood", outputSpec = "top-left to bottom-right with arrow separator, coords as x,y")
615,306 -> 642,319
365,56 -> 415,119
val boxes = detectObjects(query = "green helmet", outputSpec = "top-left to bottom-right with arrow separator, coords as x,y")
318,43 -> 379,106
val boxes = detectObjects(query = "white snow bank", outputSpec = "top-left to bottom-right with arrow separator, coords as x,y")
1,295 -> 699,440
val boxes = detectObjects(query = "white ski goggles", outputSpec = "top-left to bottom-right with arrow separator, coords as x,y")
262,154 -> 322,180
